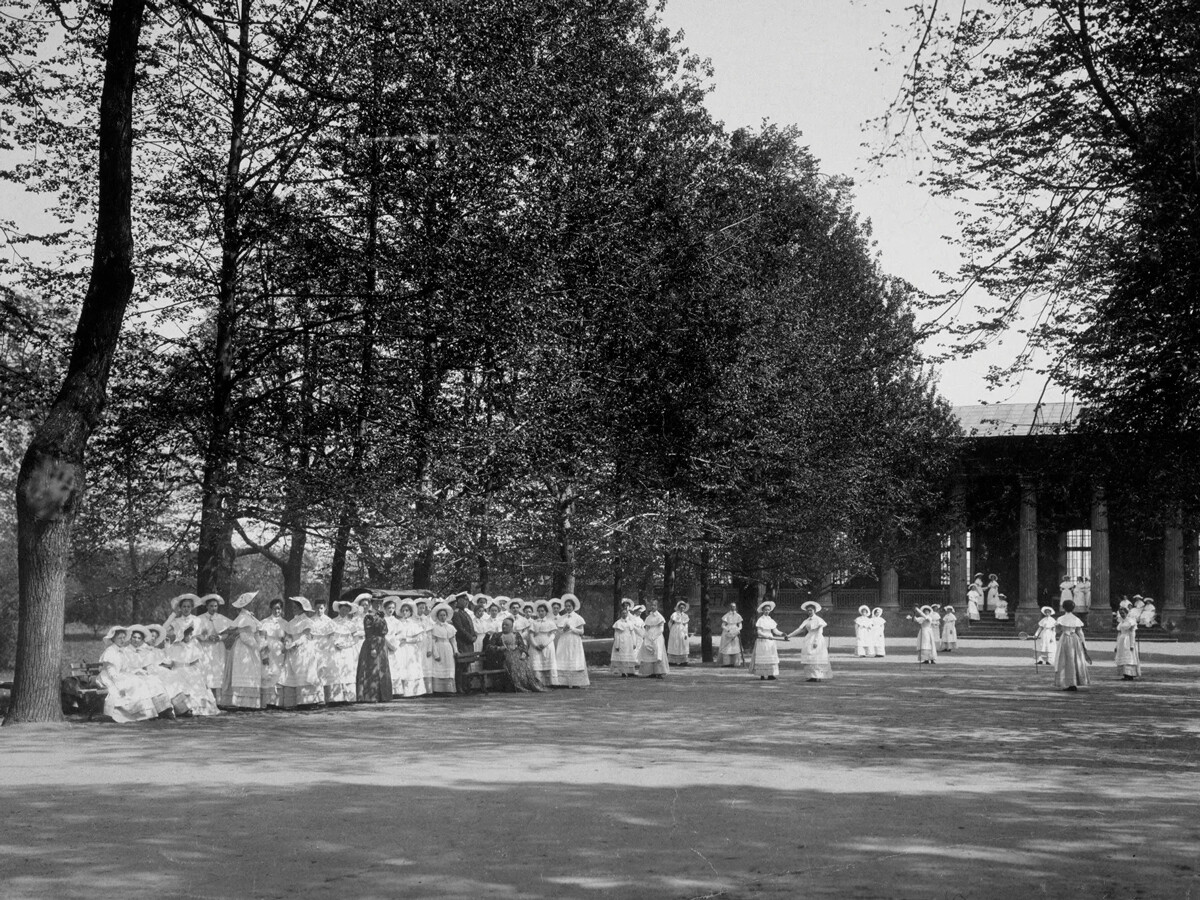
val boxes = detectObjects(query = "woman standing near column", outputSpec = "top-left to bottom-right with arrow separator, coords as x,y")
787,601 -> 832,682
718,600 -> 743,667
667,600 -> 691,666
870,607 -> 887,657
1054,599 -> 1091,691
940,606 -> 958,652
1034,605 -> 1057,665
1115,604 -> 1141,681
911,605 -> 938,664
749,600 -> 785,681
854,604 -> 873,658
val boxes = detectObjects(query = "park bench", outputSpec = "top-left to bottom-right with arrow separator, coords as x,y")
454,652 -> 507,694
61,661 -> 107,719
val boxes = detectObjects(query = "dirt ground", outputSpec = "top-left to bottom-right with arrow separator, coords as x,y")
3,637 -> 1199,900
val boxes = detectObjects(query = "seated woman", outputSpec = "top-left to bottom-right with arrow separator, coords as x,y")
482,616 -> 545,692
165,624 -> 220,716
98,626 -> 172,723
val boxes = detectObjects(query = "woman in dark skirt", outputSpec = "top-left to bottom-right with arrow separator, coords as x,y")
356,598 -> 393,702
482,616 -> 545,693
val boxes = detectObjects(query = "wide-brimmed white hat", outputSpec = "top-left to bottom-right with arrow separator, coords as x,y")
560,592 -> 579,606
919,605 -> 933,615
290,596 -> 313,613
1040,606 -> 1055,616
232,591 -> 259,609
145,623 -> 165,637
398,599 -> 417,616
675,600 -> 689,611
333,597 -> 355,608
756,600 -> 775,614
858,604 -> 870,616
944,605 -> 954,612
533,599 -> 552,614
632,604 -> 647,614
103,625 -> 127,642
549,598 -> 563,607
801,601 -> 822,614
353,592 -> 373,605
430,601 -> 454,619
198,593 -> 224,606
620,597 -> 634,607
169,593 -> 200,612
127,624 -> 150,640
872,607 -> 883,617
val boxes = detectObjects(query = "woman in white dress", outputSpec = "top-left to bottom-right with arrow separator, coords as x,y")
415,600 -> 435,692
194,594 -> 234,690
1115,605 -> 1141,680
749,600 -> 785,680
327,598 -> 359,703
427,602 -> 459,694
519,601 -> 538,643
637,600 -> 669,679
870,607 -> 887,657
966,585 -> 981,623
280,597 -> 325,708
940,606 -> 958,651
718,601 -> 743,667
381,599 -> 403,696
163,593 -> 199,641
1059,576 -> 1075,607
391,600 -> 428,697
611,600 -> 639,676
912,605 -> 938,663
98,627 -> 171,723
526,600 -> 562,687
258,599 -> 287,707
310,598 -> 337,701
221,591 -> 263,708
165,623 -> 220,716
666,600 -> 690,666
555,594 -> 590,687
787,601 -> 832,682
631,604 -> 647,656
1138,598 -> 1157,628
994,592 -> 1010,621
1034,606 -> 1057,665
131,624 -> 187,715
985,575 -> 999,613
854,604 -> 873,657
1054,599 -> 1090,691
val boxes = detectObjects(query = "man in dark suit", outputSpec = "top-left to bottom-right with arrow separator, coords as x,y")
450,593 -> 478,692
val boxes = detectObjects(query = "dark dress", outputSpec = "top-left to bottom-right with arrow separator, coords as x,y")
356,613 -> 392,702
482,631 -> 545,693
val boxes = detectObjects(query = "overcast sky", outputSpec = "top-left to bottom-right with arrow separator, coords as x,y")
658,0 -> 1067,407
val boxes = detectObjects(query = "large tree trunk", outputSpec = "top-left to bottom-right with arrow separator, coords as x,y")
551,490 -> 576,596
699,545 -> 713,662
196,0 -> 252,599
6,0 -> 146,725
660,548 -> 676,609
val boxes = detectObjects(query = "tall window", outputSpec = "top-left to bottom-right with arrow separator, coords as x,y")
1065,529 -> 1091,579
939,532 -> 972,586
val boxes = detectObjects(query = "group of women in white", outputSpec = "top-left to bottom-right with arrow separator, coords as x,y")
747,600 -> 833,682
852,605 -> 888,658
908,604 -> 958,663
97,590 -> 594,723
1034,597 -> 1142,688
966,574 -> 1007,621
610,598 -> 689,677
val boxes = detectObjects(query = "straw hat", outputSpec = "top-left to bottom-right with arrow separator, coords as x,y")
534,599 -> 552,614
398,599 -> 417,617
620,598 -> 634,608
333,597 -> 355,609
232,591 -> 259,609
169,593 -> 200,612
919,605 -> 933,615
801,601 -> 822,614
290,596 -> 313,613
353,592 -> 373,605
756,600 -> 775,614
944,606 -> 954,612
871,607 -> 883,617
103,625 -> 127,642
127,624 -> 150,640
632,604 -> 647,614
430,601 -> 454,619
675,600 -> 690,611
198,593 -> 224,607
858,604 -> 870,616
1040,606 -> 1055,616
560,592 -> 580,606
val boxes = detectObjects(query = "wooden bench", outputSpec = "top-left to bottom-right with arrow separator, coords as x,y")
455,653 -> 508,694
61,661 -> 107,719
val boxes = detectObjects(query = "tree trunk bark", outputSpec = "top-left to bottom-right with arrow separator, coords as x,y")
6,0 -> 146,725
699,546 -> 713,662
551,490 -> 576,596
660,549 -> 676,609
611,560 -> 623,624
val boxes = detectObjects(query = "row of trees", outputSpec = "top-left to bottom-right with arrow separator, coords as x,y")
1,0 -> 961,721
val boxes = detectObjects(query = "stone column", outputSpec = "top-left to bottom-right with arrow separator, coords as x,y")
880,565 -> 899,612
1019,475 -> 1038,618
1090,483 -> 1110,617
1163,511 -> 1185,623
948,477 -> 968,606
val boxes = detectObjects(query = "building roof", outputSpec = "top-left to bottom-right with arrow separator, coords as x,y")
953,402 -> 1081,438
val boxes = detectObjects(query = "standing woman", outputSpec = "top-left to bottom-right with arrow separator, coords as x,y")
391,600 -> 427,698
749,600 -> 785,680
356,597 -> 393,703
940,606 -> 958,652
555,594 -> 590,688
258,599 -> 287,707
717,600 -> 743,667
787,601 -> 832,682
986,574 -> 1000,613
221,591 -> 263,709
611,600 -> 639,677
870,607 -> 887,657
1115,604 -> 1141,681
966,584 -> 982,624
428,601 -> 459,694
854,605 -> 873,658
310,598 -> 337,702
667,600 -> 691,666
327,598 -> 360,703
527,600 -> 562,687
164,594 -> 199,638
280,596 -> 325,708
912,605 -> 938,664
194,594 -> 233,692
1054,599 -> 1091,691
415,599 -> 436,693
1034,605 -> 1057,665
637,600 -> 669,679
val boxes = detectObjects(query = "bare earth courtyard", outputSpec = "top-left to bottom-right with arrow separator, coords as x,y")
3,638 -> 1199,900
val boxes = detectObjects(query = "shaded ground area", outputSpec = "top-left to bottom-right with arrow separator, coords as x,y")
3,639 -> 1200,900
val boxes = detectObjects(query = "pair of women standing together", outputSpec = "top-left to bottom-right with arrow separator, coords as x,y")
749,600 -> 832,682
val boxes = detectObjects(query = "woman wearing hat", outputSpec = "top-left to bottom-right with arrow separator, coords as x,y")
381,598 -> 404,695
165,622 -> 220,716
194,594 -> 234,691
1114,603 -> 1141,680
427,602 -> 459,694
327,598 -> 360,703
749,600 -> 785,680
142,624 -> 192,716
310,598 -> 338,701
1054,599 -> 1091,690
667,600 -> 691,666
258,599 -> 287,707
637,600 -> 669,679
98,627 -> 170,722
940,605 -> 958,652
869,607 -> 887,657
389,600 -> 427,698
854,605 -> 874,658
527,600 -> 562,686
555,594 -> 589,687
355,596 -> 393,703
1033,605 -> 1057,665
221,592 -> 264,708
128,625 -> 187,714
965,583 -> 981,624
787,601 -> 832,682
163,593 -> 199,639
280,597 -> 325,708
482,615 -> 545,692
611,600 -> 640,677
416,599 -> 436,693
718,600 -> 743,667
911,605 -> 938,663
